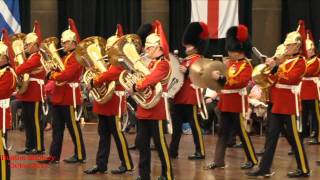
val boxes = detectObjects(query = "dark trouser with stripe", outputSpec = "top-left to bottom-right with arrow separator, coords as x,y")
214,112 -> 257,166
137,120 -> 173,180
134,119 -> 141,147
169,104 -> 205,157
0,132 -> 10,180
49,105 -> 86,160
259,113 -> 310,173
302,100 -> 320,141
95,115 -> 133,171
201,100 -> 218,132
21,101 -> 44,151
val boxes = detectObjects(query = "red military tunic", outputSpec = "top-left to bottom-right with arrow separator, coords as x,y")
0,67 -> 16,129
218,59 -> 252,113
93,65 -> 125,116
300,56 -> 320,100
174,54 -> 200,105
270,56 -> 306,114
15,53 -> 45,102
136,57 -> 170,120
50,52 -> 83,106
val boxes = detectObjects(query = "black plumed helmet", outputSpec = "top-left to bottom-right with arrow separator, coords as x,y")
136,23 -> 154,46
225,24 -> 251,55
182,22 -> 210,54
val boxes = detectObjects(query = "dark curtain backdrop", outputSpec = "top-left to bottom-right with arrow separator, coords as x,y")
57,0 -> 141,39
19,0 -> 30,32
282,0 -> 320,48
169,0 -> 252,58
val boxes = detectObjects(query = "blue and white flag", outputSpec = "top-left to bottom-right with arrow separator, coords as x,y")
0,0 -> 21,34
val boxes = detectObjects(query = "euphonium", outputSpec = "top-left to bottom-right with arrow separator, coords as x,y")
108,34 -> 162,109
75,36 -> 115,104
39,37 -> 65,73
11,33 -> 29,94
39,37 -> 67,86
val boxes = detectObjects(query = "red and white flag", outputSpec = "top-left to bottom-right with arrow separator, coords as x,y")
191,0 -> 239,39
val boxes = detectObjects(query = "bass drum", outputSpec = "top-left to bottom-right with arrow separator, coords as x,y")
166,53 -> 184,98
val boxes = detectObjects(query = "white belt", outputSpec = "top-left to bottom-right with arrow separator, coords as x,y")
275,83 -> 301,94
162,92 -> 173,134
114,91 -> 127,119
0,98 -> 10,149
302,77 -> 320,101
221,88 -> 247,95
29,78 -> 49,115
221,88 -> 247,118
302,77 -> 319,81
275,83 -> 302,128
29,77 -> 44,85
275,82 -> 303,132
68,82 -> 82,121
190,84 -> 209,120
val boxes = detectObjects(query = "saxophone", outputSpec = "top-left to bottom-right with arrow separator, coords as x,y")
108,34 -> 162,109
11,33 -> 29,94
75,36 -> 115,104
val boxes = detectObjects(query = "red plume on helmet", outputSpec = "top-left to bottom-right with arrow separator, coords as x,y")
68,18 -> 81,43
33,20 -> 42,44
153,20 -> 169,59
116,24 -> 124,37
1,28 -> 15,68
296,20 -> 307,57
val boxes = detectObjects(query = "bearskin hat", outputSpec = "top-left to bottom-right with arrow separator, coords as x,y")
225,24 -> 251,55
182,22 -> 210,54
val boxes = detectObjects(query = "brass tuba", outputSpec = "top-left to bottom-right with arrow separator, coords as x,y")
108,34 -> 163,109
75,36 -> 115,104
11,33 -> 30,94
